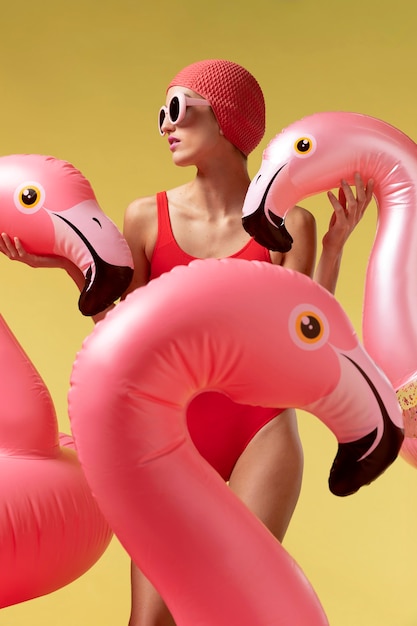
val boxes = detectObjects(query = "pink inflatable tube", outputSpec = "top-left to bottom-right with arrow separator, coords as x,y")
0,314 -> 112,607
68,258 -> 403,625
0,154 -> 133,315
242,111 -> 417,463
0,154 -> 137,605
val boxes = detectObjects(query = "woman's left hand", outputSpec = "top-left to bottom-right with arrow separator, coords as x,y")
323,172 -> 374,252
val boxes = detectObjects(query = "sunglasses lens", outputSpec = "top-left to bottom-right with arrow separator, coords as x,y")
158,108 -> 166,134
169,96 -> 181,123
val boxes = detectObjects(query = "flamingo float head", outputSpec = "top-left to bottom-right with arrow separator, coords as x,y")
0,154 -> 134,315
242,111 -> 417,251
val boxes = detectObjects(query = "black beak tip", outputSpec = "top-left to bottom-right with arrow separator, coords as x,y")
78,265 -> 134,316
242,210 -> 293,253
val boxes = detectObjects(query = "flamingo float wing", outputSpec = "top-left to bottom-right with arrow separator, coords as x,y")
68,258 -> 403,625
0,155 -> 134,315
242,111 -> 417,459
0,315 -> 112,608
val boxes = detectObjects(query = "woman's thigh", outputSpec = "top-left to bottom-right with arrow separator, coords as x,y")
228,408 -> 304,542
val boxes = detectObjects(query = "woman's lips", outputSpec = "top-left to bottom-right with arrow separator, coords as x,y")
168,137 -> 180,151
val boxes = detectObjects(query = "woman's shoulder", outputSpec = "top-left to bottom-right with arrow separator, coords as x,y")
285,204 -> 316,229
125,183 -> 187,220
269,204 -> 317,274
123,193 -> 161,263
124,193 -> 159,226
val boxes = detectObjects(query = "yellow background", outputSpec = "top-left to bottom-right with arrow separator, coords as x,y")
2,0 -> 417,624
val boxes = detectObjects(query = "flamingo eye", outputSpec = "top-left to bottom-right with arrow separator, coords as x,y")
21,188 -> 39,206
297,312 -> 323,341
14,182 -> 45,213
289,305 -> 329,350
293,136 -> 316,158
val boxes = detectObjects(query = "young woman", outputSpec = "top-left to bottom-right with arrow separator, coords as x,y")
0,59 -> 373,626
120,59 -> 373,626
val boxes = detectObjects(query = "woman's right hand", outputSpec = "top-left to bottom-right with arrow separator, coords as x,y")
0,233 -> 65,269
0,232 -> 88,295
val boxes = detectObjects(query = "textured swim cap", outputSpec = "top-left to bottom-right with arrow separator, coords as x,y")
167,59 -> 265,156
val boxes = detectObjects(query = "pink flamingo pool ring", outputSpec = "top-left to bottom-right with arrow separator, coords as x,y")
68,258 -> 403,626
242,111 -> 417,466
0,154 -> 137,606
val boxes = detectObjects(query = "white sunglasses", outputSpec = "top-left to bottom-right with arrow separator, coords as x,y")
158,92 -> 210,136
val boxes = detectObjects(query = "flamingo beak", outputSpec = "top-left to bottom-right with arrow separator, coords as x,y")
79,259 -> 133,316
243,206 -> 293,253
52,208 -> 134,316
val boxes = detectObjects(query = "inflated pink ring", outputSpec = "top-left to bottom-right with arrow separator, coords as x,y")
69,258 -> 402,625
0,154 -> 135,605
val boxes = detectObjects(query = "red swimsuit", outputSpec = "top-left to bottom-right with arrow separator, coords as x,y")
150,192 -> 282,480
150,191 -> 272,278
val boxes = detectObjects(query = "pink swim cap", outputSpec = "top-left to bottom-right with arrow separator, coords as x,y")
167,59 -> 265,156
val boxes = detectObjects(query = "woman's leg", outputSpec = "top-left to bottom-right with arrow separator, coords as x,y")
228,408 -> 303,542
128,561 -> 176,626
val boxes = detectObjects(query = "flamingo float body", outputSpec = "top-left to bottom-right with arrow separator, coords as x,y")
0,154 -> 140,605
0,314 -> 112,608
68,258 -> 403,625
0,154 -> 133,315
242,111 -> 417,449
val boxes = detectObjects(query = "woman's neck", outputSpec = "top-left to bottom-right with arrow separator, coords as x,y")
189,153 -> 251,214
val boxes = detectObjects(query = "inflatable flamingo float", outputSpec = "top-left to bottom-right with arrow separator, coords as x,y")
0,313 -> 113,607
0,154 -> 137,605
0,154 -> 133,315
68,258 -> 403,625
242,111 -> 417,463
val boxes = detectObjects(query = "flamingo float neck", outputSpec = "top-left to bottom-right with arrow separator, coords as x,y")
0,315 -> 59,456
